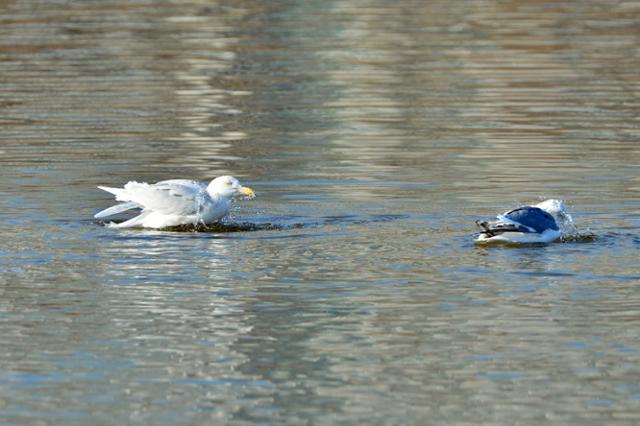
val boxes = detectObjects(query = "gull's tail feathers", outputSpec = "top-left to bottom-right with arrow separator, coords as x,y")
475,220 -> 531,236
94,202 -> 140,219
105,211 -> 151,228
98,183 -> 145,202
97,185 -> 126,197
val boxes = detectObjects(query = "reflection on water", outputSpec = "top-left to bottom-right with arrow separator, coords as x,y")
1,0 -> 640,424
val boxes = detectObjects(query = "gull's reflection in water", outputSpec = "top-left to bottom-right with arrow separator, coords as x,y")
97,232 -> 262,416
476,243 -> 572,286
102,231 -> 235,285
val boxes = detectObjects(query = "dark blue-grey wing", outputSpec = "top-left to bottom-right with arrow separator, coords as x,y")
503,207 -> 558,232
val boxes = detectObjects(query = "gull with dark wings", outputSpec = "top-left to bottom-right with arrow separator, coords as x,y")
476,199 -> 573,244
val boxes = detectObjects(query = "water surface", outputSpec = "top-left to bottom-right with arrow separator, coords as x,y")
1,1 -> 639,424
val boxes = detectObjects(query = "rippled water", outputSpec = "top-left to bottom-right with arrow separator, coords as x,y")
1,1 -> 639,424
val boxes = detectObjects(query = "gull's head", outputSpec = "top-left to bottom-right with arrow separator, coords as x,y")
207,176 -> 255,200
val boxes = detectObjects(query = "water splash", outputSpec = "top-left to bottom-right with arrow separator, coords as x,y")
93,219 -> 288,233
551,201 -> 596,242
152,222 -> 287,233
560,233 -> 597,243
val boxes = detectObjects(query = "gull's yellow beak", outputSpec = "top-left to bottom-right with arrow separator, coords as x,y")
238,186 -> 255,199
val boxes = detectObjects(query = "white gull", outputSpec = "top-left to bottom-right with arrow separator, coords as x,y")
95,175 -> 255,229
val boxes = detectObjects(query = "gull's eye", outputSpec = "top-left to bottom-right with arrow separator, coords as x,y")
226,181 -> 233,187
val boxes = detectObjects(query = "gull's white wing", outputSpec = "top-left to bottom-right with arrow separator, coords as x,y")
119,181 -> 205,216
156,179 -> 206,188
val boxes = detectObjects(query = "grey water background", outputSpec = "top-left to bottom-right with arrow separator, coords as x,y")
1,0 -> 639,424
